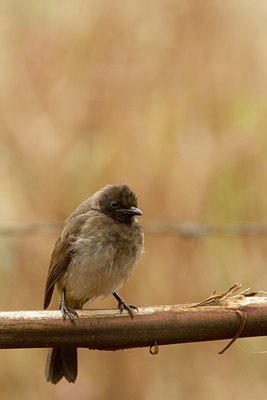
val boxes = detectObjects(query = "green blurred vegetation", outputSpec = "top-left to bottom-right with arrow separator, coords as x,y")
1,1 -> 267,399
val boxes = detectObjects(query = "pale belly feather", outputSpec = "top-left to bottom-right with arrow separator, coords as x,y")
59,232 -> 142,306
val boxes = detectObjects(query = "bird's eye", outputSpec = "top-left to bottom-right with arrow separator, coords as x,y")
111,201 -> 119,208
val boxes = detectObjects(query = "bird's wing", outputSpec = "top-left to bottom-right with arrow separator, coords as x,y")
43,213 -> 88,309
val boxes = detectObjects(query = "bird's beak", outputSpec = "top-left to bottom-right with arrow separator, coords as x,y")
125,206 -> 143,216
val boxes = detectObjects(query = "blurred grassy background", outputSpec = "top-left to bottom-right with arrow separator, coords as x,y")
1,0 -> 267,399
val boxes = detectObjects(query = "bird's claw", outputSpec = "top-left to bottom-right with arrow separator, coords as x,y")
118,300 -> 138,319
61,303 -> 78,323
60,289 -> 78,323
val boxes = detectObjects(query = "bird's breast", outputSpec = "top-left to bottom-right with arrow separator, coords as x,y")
58,222 -> 143,307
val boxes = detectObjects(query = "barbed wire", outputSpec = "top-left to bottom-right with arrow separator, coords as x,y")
143,221 -> 267,238
1,221 -> 267,238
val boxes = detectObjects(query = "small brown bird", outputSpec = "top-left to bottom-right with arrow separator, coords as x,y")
44,184 -> 144,384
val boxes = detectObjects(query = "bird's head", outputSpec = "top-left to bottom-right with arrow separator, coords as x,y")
95,184 -> 142,224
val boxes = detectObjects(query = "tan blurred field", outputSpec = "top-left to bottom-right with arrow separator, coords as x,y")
1,1 -> 267,399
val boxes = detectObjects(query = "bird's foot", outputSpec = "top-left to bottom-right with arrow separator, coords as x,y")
61,303 -> 78,323
118,301 -> 138,319
113,292 -> 138,319
60,289 -> 78,323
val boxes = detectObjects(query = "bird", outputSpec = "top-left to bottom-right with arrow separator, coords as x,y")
43,184 -> 144,384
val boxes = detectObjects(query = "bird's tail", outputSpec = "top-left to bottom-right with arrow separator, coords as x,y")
45,347 -> 77,384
